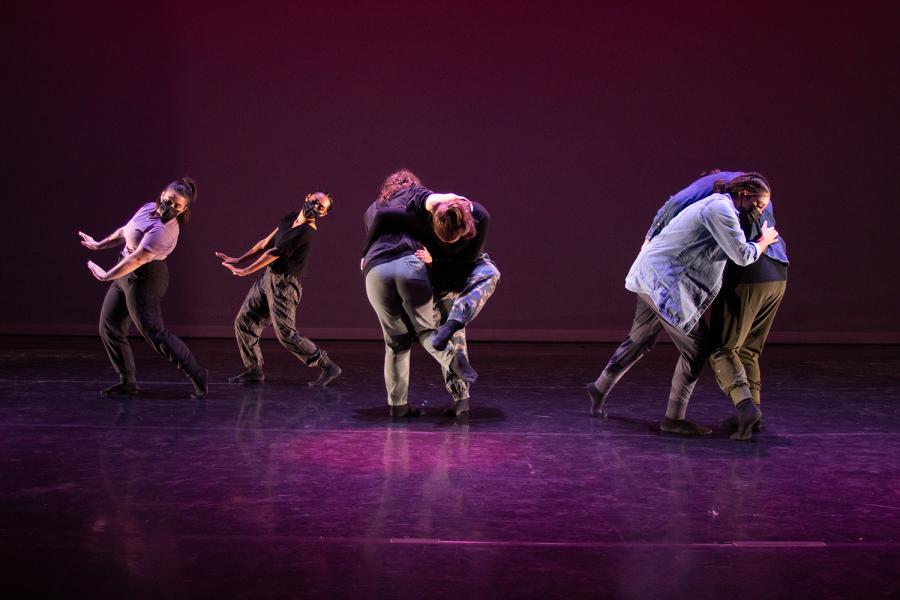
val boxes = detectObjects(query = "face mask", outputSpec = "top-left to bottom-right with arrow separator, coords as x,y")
739,204 -> 762,220
157,199 -> 180,222
303,199 -> 323,219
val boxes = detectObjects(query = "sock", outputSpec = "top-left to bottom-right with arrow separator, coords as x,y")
432,319 -> 464,351
390,403 -> 424,418
587,382 -> 609,418
230,366 -> 265,384
101,381 -> 138,397
444,397 -> 470,417
190,368 -> 209,399
660,417 -> 712,436
731,398 -> 761,441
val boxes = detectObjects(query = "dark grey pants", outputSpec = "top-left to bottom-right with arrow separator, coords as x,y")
99,260 -> 203,383
594,293 -> 711,419
365,255 -> 461,406
234,270 -> 323,369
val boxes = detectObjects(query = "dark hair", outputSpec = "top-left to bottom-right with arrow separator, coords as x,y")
712,172 -> 770,199
306,191 -> 333,213
378,169 -> 421,204
699,169 -> 722,177
160,176 -> 198,225
433,200 -> 477,243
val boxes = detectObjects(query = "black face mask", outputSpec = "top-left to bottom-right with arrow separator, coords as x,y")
740,204 -> 762,221
157,199 -> 179,222
302,199 -> 322,219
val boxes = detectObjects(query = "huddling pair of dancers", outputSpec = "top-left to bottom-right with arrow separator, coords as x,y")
77,170 -> 500,419
78,169 -> 786,438
587,170 -> 788,441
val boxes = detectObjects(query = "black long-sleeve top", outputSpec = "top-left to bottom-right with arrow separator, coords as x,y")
362,188 -> 490,286
360,187 -> 430,277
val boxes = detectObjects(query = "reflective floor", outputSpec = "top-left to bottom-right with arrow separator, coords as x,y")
1,336 -> 898,598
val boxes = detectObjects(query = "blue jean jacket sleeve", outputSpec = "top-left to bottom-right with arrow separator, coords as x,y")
699,196 -> 760,266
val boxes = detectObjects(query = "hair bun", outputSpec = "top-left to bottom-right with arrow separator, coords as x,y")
180,176 -> 198,200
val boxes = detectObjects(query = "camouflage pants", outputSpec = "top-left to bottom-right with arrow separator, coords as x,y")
434,255 -> 501,399
234,270 -> 324,369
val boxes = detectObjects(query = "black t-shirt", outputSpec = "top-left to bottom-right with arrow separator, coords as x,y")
267,212 -> 316,277
361,187 -> 431,276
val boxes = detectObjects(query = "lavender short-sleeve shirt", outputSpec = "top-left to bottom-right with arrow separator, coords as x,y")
120,202 -> 180,260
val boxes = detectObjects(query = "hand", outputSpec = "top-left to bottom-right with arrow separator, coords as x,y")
87,260 -> 108,281
415,248 -> 433,265
79,231 -> 101,250
222,262 -> 247,276
215,251 -> 239,265
456,196 -> 473,212
426,193 -> 473,213
445,195 -> 473,212
758,220 -> 779,247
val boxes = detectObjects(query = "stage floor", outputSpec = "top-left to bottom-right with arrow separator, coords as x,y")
1,336 -> 898,598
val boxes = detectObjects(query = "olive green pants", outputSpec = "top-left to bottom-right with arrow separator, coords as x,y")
708,280 -> 786,406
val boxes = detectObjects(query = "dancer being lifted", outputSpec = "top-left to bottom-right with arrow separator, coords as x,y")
79,177 -> 208,398
215,192 -> 341,387
362,169 -> 483,417
587,172 -> 778,435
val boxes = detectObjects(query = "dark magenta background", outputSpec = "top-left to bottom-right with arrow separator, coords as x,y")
6,1 -> 899,339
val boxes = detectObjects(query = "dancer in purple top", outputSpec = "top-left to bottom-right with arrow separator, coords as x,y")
78,177 -> 208,398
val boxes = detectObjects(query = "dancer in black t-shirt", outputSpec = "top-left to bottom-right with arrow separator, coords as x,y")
215,192 -> 341,387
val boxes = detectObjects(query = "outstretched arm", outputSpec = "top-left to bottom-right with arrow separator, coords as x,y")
86,247 -> 156,281
79,228 -> 125,251
222,248 -> 279,277
215,228 -> 278,266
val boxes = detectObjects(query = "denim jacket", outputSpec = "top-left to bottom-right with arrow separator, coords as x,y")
646,170 -> 788,265
626,194 -> 762,332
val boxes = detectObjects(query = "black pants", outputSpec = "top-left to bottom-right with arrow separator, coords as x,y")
234,270 -> 323,369
595,293 -> 711,420
99,260 -> 203,383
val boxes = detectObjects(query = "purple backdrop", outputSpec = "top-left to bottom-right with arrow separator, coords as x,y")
6,1 -> 900,341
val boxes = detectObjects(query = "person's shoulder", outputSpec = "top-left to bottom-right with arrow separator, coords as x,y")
283,211 -> 299,221
403,186 -> 433,203
134,202 -> 157,220
701,193 -> 736,215
472,201 -> 489,221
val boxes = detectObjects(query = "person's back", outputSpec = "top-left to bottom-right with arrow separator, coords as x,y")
646,170 -> 744,241
628,193 -> 761,332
